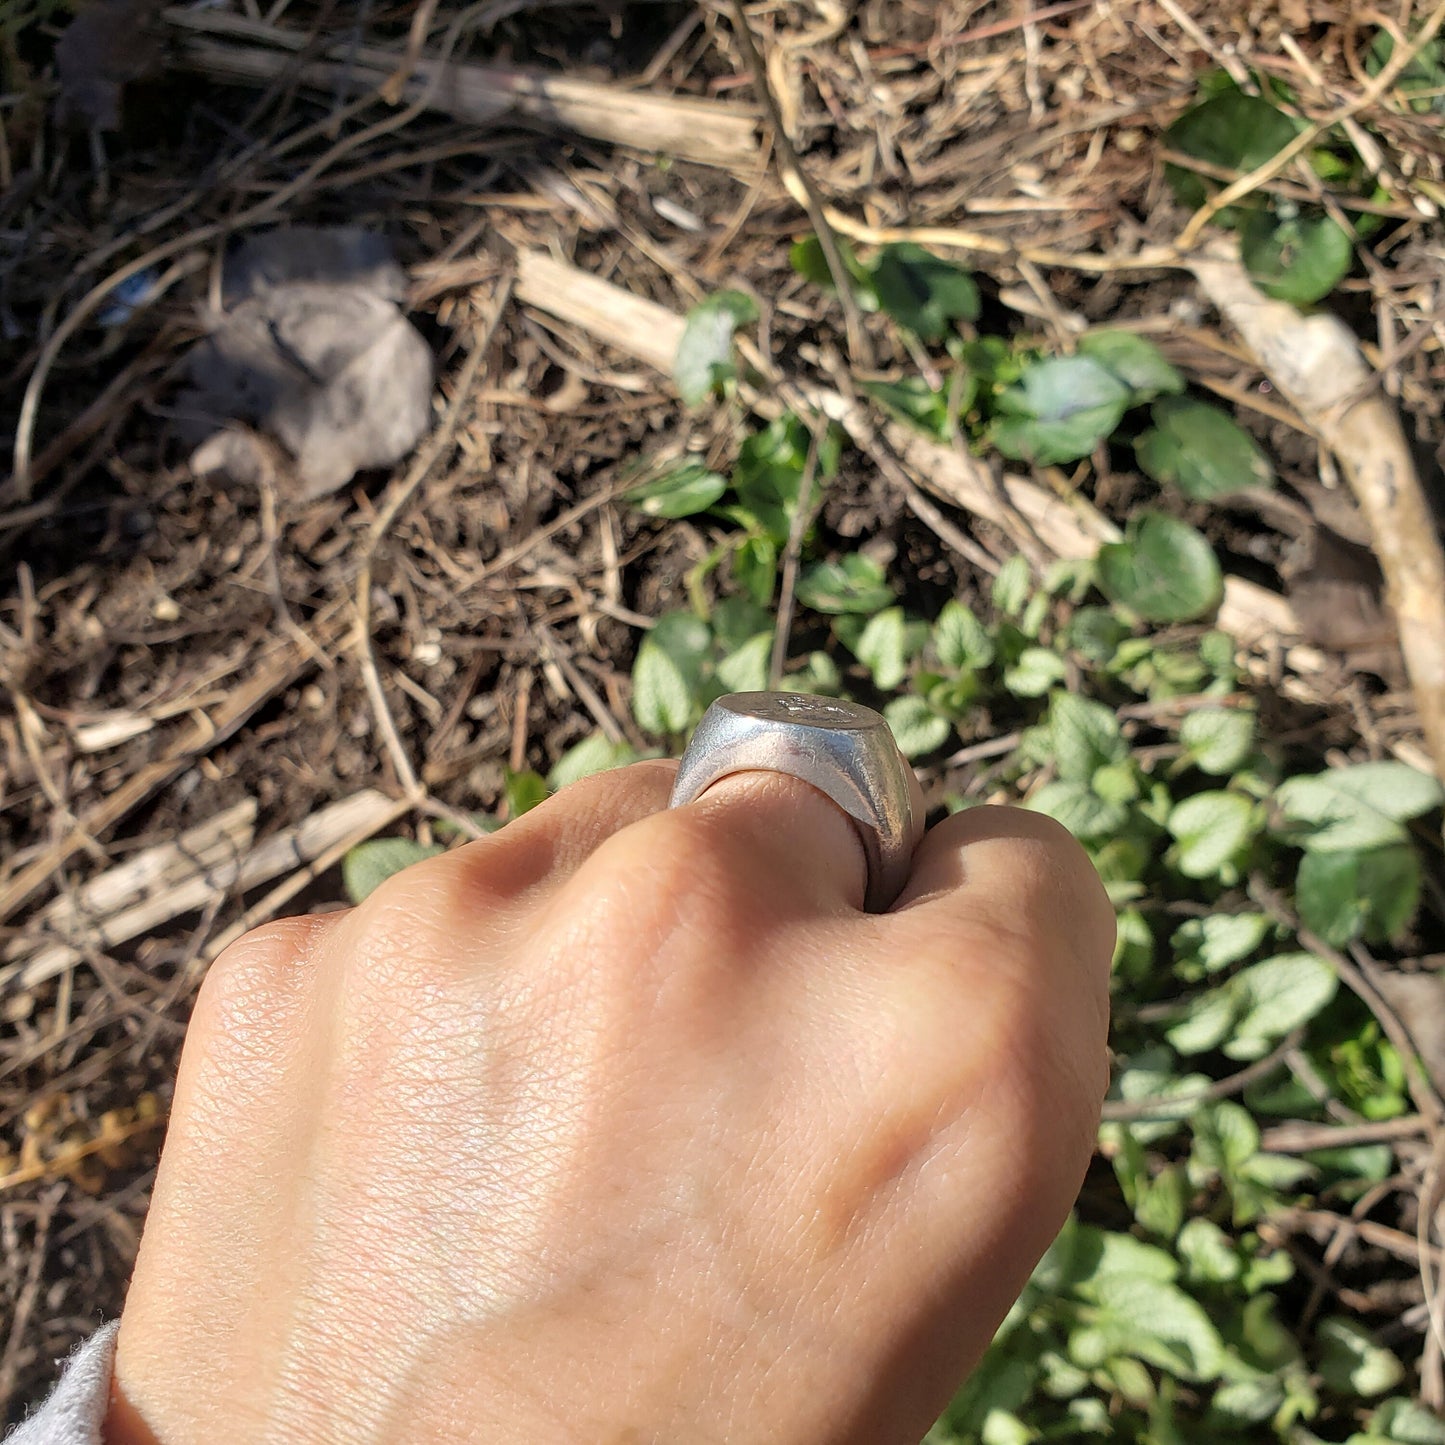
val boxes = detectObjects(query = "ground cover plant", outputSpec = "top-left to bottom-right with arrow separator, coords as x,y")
2,2 -> 1444,1440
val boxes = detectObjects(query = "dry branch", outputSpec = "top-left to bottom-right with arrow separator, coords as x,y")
0,791 -> 394,997
1191,244 -> 1445,782
165,15 -> 760,173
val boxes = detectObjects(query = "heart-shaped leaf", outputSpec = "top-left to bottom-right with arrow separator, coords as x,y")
868,242 -> 980,341
1097,512 -> 1223,623
1239,207 -> 1354,306
992,355 -> 1131,466
1135,398 -> 1275,500
1165,90 -> 1301,211
673,289 -> 758,405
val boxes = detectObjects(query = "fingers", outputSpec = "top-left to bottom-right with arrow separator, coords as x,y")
353,759 -> 679,928
870,805 -> 1114,1219
894,804 -> 1115,1000
635,769 -> 871,914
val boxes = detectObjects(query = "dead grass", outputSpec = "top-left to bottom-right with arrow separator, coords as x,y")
1,0 -> 1443,1423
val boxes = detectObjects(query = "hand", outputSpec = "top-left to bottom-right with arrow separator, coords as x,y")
107,762 -> 1112,1445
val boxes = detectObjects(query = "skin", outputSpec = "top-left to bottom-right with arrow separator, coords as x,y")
106,761 -> 1114,1445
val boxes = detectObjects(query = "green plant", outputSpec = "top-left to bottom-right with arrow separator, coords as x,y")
1164,76 -> 1393,305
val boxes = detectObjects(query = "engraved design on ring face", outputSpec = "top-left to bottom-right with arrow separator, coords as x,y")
739,694 -> 876,729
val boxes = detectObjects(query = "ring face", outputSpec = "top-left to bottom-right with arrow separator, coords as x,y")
668,691 -> 921,912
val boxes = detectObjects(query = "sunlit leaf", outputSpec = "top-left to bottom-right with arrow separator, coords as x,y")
673,289 -> 758,405
992,355 -> 1131,466
624,460 -> 728,518
1097,512 -> 1223,623
1077,330 -> 1185,403
631,611 -> 712,735
1276,762 -> 1444,852
796,553 -> 896,614
883,694 -> 951,759
547,734 -> 639,790
1167,790 -> 1258,878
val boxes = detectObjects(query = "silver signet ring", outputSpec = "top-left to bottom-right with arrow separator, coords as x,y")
668,691 -> 923,912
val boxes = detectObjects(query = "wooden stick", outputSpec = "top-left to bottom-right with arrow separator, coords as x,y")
166,25 -> 761,173
0,791 -> 396,996
1192,243 -> 1445,782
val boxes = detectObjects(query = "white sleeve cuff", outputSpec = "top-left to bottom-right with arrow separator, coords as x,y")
5,1323 -> 119,1445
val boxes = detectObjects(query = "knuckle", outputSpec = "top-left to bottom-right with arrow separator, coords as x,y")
589,807 -> 749,917
192,915 -> 326,1054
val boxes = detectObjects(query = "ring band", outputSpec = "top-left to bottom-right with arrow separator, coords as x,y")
668,691 -> 922,912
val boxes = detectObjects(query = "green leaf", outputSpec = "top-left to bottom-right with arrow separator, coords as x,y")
1171,913 -> 1272,976
716,631 -> 773,693
1167,791 -> 1257,879
1003,646 -> 1067,698
991,554 -> 1032,618
1317,1317 -> 1404,1398
504,767 -> 548,818
796,553 -> 896,614
1177,1218 -> 1241,1285
624,460 -> 728,518
1297,845 -> 1420,947
1211,1376 -> 1286,1427
1165,89 -> 1302,210
1097,512 -> 1223,624
1180,707 -> 1257,774
673,289 -> 758,405
1241,207 -> 1354,306
1077,330 -> 1186,402
342,837 -> 445,904
852,607 -> 921,690
780,651 -> 841,696
934,599 -> 995,670
1167,985 -> 1241,1055
1276,762 -> 1445,852
732,535 -> 778,607
631,611 -> 712,735
1067,606 -> 1130,663
868,242 -> 980,341
883,694 -> 951,759
1050,692 -> 1126,783
1085,1273 -> 1226,1382
992,355 -> 1131,466
862,376 -> 954,440
547,734 -> 638,790
1367,29 -> 1445,115
711,596 -> 773,651
1136,397 -> 1275,500
732,413 -> 815,544
1357,1399 -> 1445,1444
1027,780 -> 1129,842
788,234 -> 874,296
1228,952 -> 1339,1059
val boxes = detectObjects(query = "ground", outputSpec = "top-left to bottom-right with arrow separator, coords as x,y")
2,0 -> 1445,1436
